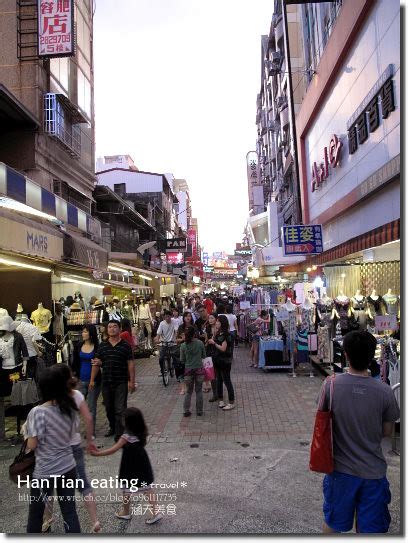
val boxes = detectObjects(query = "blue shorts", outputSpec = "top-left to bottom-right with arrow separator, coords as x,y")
323,471 -> 391,533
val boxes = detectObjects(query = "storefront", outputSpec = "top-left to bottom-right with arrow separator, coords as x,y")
289,0 -> 400,374
0,207 -> 63,317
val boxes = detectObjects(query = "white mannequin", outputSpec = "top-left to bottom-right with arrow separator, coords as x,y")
283,297 -> 297,311
320,288 -> 332,303
352,290 -> 364,302
335,290 -> 349,302
384,288 -> 394,297
332,291 -> 351,320
302,297 -> 313,309
16,303 -> 24,314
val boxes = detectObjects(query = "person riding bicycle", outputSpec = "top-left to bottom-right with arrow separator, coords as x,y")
155,310 -> 178,377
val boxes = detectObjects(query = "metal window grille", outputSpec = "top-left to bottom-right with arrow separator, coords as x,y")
43,93 -> 81,158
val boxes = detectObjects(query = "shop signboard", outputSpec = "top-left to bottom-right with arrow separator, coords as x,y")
311,134 -> 343,192
374,315 -> 397,331
234,248 -> 252,256
203,266 -> 214,273
239,301 -> 251,310
166,252 -> 184,265
37,0 -> 75,58
187,229 -> 197,257
164,237 -> 187,252
282,225 -> 323,255
0,213 -> 63,261
63,234 -> 108,270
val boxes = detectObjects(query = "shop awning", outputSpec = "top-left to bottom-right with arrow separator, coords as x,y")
103,279 -> 153,295
0,84 -> 40,133
0,206 -> 63,262
63,232 -> 108,271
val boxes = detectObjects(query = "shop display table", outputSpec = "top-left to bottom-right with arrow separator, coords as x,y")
258,337 -> 290,369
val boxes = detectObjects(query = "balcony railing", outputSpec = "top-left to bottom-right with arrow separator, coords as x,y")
44,93 -> 81,158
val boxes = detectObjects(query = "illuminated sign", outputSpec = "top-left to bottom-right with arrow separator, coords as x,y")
311,134 -> 343,192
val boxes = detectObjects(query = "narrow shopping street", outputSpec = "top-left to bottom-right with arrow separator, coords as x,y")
0,345 -> 400,534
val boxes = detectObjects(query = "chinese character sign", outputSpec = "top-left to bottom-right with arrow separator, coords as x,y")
38,0 -> 74,58
282,225 -> 323,255
187,229 -> 197,258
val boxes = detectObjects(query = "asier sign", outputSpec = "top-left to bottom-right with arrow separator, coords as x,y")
311,134 -> 343,192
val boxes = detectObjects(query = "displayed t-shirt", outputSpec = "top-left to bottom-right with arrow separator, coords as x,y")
224,314 -> 237,332
157,320 -> 176,343
30,308 -> 52,333
320,373 -> 400,479
0,335 -> 16,369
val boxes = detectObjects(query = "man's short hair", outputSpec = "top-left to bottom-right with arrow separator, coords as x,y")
343,331 -> 377,371
107,319 -> 120,327
163,310 -> 172,317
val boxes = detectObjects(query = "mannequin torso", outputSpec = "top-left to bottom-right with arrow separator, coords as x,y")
30,304 -> 52,333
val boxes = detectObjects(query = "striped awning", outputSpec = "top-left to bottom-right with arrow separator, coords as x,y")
280,219 -> 400,272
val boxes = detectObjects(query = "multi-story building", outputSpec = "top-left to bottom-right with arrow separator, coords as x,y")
0,0 -> 109,315
0,0 -> 96,211
173,178 -> 192,232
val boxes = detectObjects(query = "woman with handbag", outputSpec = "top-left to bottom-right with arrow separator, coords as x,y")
208,315 -> 235,411
24,367 -> 81,533
249,310 -> 270,369
205,313 -> 218,402
180,325 -> 206,417
175,312 -> 195,395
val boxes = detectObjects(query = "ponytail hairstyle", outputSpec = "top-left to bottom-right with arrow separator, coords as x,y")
124,407 -> 148,446
184,325 -> 196,344
39,366 -> 78,419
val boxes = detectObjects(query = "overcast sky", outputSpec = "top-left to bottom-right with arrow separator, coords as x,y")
94,0 -> 275,255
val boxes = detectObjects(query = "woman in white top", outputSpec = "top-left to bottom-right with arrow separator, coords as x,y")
40,365 -> 101,533
224,305 -> 238,351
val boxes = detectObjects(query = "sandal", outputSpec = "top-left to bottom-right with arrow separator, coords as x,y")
92,521 -> 101,533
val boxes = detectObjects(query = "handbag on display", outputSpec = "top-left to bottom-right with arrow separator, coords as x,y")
202,357 -> 215,381
9,439 -> 35,484
309,375 -> 335,474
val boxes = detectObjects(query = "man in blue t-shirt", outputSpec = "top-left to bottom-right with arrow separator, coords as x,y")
318,331 -> 400,534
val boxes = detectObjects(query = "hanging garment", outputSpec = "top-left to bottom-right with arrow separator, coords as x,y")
10,379 -> 39,406
281,310 -> 298,351
296,328 -> 309,365
301,307 -> 315,333
351,297 -> 368,330
317,325 -> 331,362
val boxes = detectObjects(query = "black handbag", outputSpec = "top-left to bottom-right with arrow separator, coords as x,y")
9,439 -> 35,484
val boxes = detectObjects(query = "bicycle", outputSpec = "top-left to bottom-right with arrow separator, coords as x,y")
158,341 -> 177,386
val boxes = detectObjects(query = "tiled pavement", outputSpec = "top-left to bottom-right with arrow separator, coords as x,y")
122,344 -> 323,445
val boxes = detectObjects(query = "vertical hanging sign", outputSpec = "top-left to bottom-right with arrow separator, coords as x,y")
38,0 -> 75,58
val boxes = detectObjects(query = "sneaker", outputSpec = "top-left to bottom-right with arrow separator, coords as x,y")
218,401 -> 226,408
183,411 -> 191,417
222,403 -> 235,411
145,513 -> 163,525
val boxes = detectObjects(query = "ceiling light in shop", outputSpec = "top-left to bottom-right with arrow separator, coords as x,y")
306,267 -> 312,272
341,273 -> 346,278
0,258 -> 51,273
60,276 -> 104,289
312,265 -> 317,271
139,274 -> 152,281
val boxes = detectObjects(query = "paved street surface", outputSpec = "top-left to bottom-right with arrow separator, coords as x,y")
0,345 -> 401,534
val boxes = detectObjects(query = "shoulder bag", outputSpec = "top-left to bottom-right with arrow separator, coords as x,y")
9,439 -> 35,484
309,375 -> 335,474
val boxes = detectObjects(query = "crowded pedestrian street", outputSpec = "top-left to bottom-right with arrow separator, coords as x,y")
0,0 -> 402,537
0,343 -> 401,534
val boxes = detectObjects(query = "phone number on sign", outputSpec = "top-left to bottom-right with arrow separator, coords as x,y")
133,493 -> 177,502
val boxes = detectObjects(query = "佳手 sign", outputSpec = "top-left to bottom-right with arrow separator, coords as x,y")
282,225 -> 323,255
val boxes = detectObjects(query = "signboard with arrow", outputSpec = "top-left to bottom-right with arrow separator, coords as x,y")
282,225 -> 323,256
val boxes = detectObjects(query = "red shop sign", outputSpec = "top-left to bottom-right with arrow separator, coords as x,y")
311,134 -> 343,192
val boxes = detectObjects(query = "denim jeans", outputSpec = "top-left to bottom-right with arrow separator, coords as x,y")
26,468 -> 81,533
102,381 -> 128,440
72,444 -> 92,496
78,380 -> 101,433
183,370 -> 204,414
215,362 -> 235,403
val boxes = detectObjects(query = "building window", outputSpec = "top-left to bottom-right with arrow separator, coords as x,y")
77,69 -> 92,119
50,57 -> 69,95
44,94 -> 81,158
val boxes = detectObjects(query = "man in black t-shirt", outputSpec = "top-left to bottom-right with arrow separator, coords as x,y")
92,320 -> 135,441
195,305 -> 209,342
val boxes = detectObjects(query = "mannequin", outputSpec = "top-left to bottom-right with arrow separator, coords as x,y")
106,301 -> 122,322
50,303 -> 67,343
382,288 -> 399,316
74,291 -> 86,311
332,291 -> 351,336
122,298 -> 135,323
367,290 -> 386,323
137,298 -> 153,349
300,297 -> 315,334
280,298 -> 298,356
16,303 -> 24,314
283,297 -> 297,312
30,303 -> 52,334
350,290 -> 367,330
